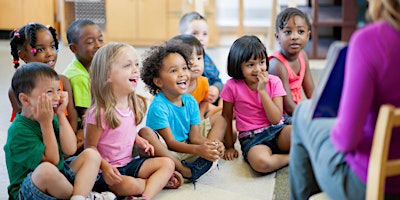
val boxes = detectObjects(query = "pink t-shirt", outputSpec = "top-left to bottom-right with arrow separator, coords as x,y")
85,107 -> 136,167
220,75 -> 286,132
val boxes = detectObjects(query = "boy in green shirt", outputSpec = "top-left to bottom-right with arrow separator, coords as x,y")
4,62 -> 114,200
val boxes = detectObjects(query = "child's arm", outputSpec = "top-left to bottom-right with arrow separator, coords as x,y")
198,100 -> 209,120
258,71 -> 283,124
57,91 -> 77,156
34,93 -> 60,165
85,123 -> 122,186
269,59 -> 297,115
135,134 -> 154,156
158,127 -> 219,161
60,75 -> 79,133
221,100 -> 238,160
301,51 -> 315,99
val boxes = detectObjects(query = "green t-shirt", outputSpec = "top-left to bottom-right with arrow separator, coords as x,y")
63,58 -> 91,109
4,113 -> 63,200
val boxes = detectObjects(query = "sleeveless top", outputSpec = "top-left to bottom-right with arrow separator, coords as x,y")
268,52 -> 306,104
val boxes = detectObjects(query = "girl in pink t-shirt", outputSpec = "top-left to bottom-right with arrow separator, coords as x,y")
220,35 -> 292,173
84,42 -> 183,199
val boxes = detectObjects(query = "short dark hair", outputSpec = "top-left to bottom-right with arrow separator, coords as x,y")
276,7 -> 311,33
227,35 -> 269,80
66,19 -> 96,44
141,40 -> 192,95
178,11 -> 207,34
12,62 -> 59,106
171,34 -> 205,57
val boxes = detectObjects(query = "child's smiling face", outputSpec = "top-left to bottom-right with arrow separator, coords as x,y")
108,47 -> 140,96
21,30 -> 58,69
154,53 -> 191,97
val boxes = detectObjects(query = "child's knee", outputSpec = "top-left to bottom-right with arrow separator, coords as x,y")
32,162 -> 62,183
80,148 -> 101,163
138,127 -> 156,138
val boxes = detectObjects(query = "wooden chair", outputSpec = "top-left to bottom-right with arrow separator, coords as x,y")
366,104 -> 400,200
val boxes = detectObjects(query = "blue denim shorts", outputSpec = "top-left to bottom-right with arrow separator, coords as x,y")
93,157 -> 147,192
239,124 -> 286,161
17,157 -> 76,200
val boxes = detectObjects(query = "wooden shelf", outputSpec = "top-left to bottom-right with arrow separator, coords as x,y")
297,0 -> 357,59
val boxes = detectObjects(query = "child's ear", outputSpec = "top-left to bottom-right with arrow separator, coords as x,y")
153,77 -> 163,88
274,32 -> 279,40
307,30 -> 311,39
18,50 -> 29,63
69,43 -> 78,53
18,93 -> 31,106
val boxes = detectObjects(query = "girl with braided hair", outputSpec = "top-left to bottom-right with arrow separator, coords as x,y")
8,22 -> 78,133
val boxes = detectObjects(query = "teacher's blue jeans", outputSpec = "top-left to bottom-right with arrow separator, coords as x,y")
289,100 -> 365,200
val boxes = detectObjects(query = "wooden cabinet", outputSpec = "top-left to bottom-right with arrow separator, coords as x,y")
299,0 -> 357,58
0,0 -> 56,30
105,0 -> 217,46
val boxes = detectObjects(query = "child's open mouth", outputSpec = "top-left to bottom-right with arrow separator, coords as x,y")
177,80 -> 187,88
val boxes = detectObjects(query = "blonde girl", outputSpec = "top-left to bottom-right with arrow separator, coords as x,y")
84,42 -> 180,199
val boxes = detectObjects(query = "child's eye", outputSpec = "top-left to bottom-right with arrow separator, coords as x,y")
170,69 -> 177,73
124,64 -> 132,68
298,30 -> 305,34
246,63 -> 254,68
182,66 -> 189,71
50,45 -> 56,49
36,48 -> 45,53
284,30 -> 291,35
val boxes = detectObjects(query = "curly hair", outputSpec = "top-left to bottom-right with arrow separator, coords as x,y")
141,40 -> 192,95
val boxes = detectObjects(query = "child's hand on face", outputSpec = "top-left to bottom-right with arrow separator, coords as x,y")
135,136 -> 155,156
33,93 -> 54,124
55,91 -> 68,116
257,70 -> 269,92
207,86 -> 219,104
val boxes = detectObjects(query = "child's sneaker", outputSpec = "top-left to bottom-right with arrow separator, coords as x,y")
182,157 -> 213,182
88,191 -> 117,200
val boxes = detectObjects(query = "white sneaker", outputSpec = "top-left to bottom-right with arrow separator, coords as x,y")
87,191 -> 116,200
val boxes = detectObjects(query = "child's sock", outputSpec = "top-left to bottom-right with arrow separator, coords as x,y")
70,195 -> 86,200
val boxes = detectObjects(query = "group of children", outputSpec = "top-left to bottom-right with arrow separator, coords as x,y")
4,7 -> 314,200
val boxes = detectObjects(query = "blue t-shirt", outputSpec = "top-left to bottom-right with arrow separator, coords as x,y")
146,92 -> 201,142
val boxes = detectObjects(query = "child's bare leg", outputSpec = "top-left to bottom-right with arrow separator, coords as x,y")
278,126 -> 292,152
31,162 -> 73,199
69,148 -> 102,196
109,176 -> 146,196
207,114 -> 227,141
247,145 -> 289,173
139,130 -> 191,178
138,157 -> 175,199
